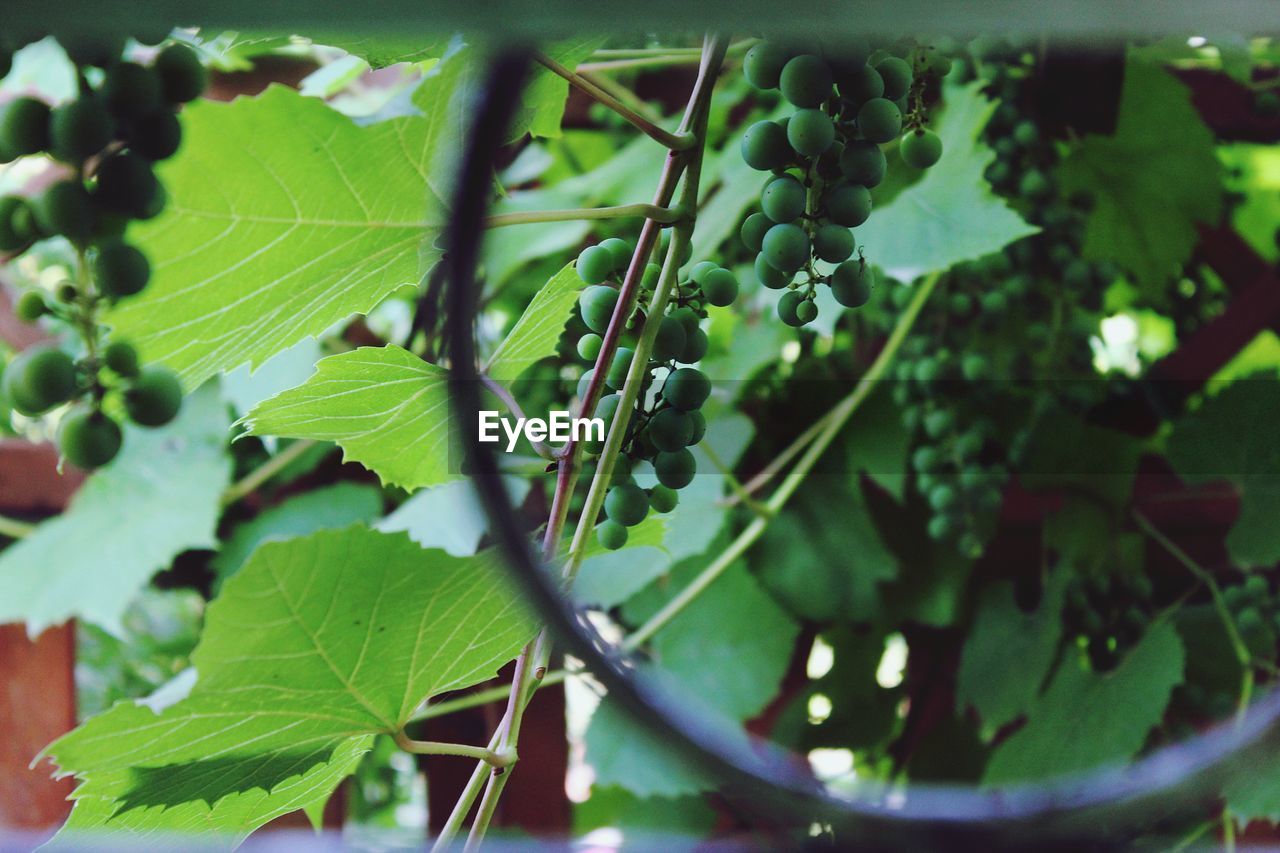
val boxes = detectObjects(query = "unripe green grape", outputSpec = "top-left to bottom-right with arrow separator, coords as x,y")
661,367 -> 710,411
124,365 -> 183,427
813,224 -> 854,263
824,183 -> 871,227
1019,169 -> 1051,201
690,260 -> 718,285
598,236 -> 632,272
651,315 -> 686,362
658,228 -> 692,266
670,306 -> 701,337
816,140 -> 844,180
577,244 -> 614,285
678,327 -> 708,364
755,254 -> 790,290
15,290 -> 47,323
743,41 -> 789,90
103,62 -> 162,120
648,484 -> 679,513
49,96 -> 113,163
955,430 -> 984,460
926,513 -> 957,542
584,392 -> 620,454
760,175 -> 806,223
912,444 -> 943,473
787,108 -> 834,157
577,332 -> 603,361
154,43 -> 206,103
7,346 -> 77,415
130,109 -> 182,161
596,518 -> 628,550
31,181 -> 96,244
59,408 -> 122,469
830,260 -> 873,308
761,222 -> 810,272
795,298 -> 818,324
648,407 -> 695,452
837,64 -> 883,104
93,239 -> 151,298
642,262 -> 660,290
610,455 -> 634,487
839,140 -> 886,188
604,346 -> 634,390
93,152 -> 160,218
604,483 -> 650,527
578,284 -> 618,334
924,409 -> 954,439
928,483 -> 959,512
740,120 -> 791,171
901,129 -> 943,169
1012,120 -> 1038,147
103,339 -> 140,376
961,353 -> 988,381
701,268 -> 738,307
0,196 -> 37,251
980,290 -> 1008,317
857,98 -> 902,144
776,290 -> 802,326
876,56 -> 913,100
654,447 -> 696,490
779,55 -> 833,108
0,97 -> 51,159
740,212 -> 771,252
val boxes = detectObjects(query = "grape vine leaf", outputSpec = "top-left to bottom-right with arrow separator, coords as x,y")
241,345 -> 456,492
486,263 -> 581,382
1058,53 -> 1223,292
855,78 -> 1039,280
982,621 -> 1184,785
1167,376 -> 1280,568
0,387 -> 229,636
106,84 -> 452,390
377,475 -> 532,556
43,527 -> 535,845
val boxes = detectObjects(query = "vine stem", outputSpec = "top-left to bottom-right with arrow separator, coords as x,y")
219,439 -> 317,506
392,730 -> 514,767
535,52 -> 695,151
482,203 -> 681,229
624,271 -> 942,650
0,513 -> 35,539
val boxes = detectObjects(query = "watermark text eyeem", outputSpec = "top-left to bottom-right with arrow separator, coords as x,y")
477,411 -> 604,452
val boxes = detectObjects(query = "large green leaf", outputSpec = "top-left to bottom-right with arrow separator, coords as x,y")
856,79 -> 1038,280
106,84 -> 451,389
983,621 -> 1184,785
1059,54 -> 1223,291
0,388 -> 229,636
44,527 -> 535,845
241,345 -> 456,492
486,263 -> 581,382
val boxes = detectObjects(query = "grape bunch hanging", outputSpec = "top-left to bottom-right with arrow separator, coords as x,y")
0,33 -> 204,469
737,39 -> 948,326
570,234 -> 737,550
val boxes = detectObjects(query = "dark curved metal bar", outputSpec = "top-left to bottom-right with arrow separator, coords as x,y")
442,46 -> 1280,846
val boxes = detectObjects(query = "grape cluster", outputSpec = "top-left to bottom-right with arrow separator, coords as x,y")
1062,570 -> 1156,672
570,236 -> 734,550
737,39 -> 948,327
0,33 -> 204,468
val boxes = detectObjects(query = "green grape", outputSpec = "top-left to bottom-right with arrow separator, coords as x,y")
661,367 -> 711,411
787,108 -> 834,157
1012,120 -> 1038,147
1019,169 -> 1051,200
0,195 -> 37,251
642,262 -> 661,290
927,513 -> 957,542
813,224 -> 854,263
857,98 -> 902,144
59,408 -> 122,469
929,483 -> 959,512
754,254 -> 791,289
690,260 -> 718,285
93,239 -> 150,298
961,353 -> 988,381
761,222 -> 810,272
597,236 -> 632,272
839,140 -> 886,187
123,365 -> 182,427
654,447 -> 696,489
130,110 -> 182,161
956,532 -> 983,558
876,56 -> 913,100
584,392 -> 621,454
701,268 -> 739,307
652,315 -> 687,362
923,409 -> 953,439
670,306 -> 701,336
15,290 -> 47,323
577,332 -> 603,361
577,244 -> 614,285
740,212 -> 772,251
103,62 -> 163,120
679,326 -> 708,363
1063,259 -> 1091,289
743,41 -> 789,90
0,97 -> 51,159
7,346 -> 77,415
1245,574 -> 1269,600
760,175 -> 806,223
103,340 -> 139,376
824,183 -> 871,227
830,259 -> 872,308
604,346 -> 634,390
687,410 -> 706,444
576,368 -> 598,404
779,54 -> 833,108
49,96 -> 113,163
912,444 -> 943,472
955,430 -> 984,460
647,407 -> 694,452
901,129 -> 943,169
93,152 -> 160,218
154,44 -> 207,103
648,484 -> 679,513
837,64 -> 883,104
578,284 -> 619,334
596,519 -> 628,551
740,120 -> 791,171
980,290 -> 1008,317
816,140 -> 844,180
31,181 -> 96,244
778,289 -> 805,327
604,483 -> 650,527
795,298 -> 818,324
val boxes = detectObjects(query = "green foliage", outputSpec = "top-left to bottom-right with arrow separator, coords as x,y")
486,263 -> 582,381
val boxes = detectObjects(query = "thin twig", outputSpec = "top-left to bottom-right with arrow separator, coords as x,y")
219,439 -> 318,506
480,375 -> 554,459
0,513 -> 35,539
393,730 -> 515,767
